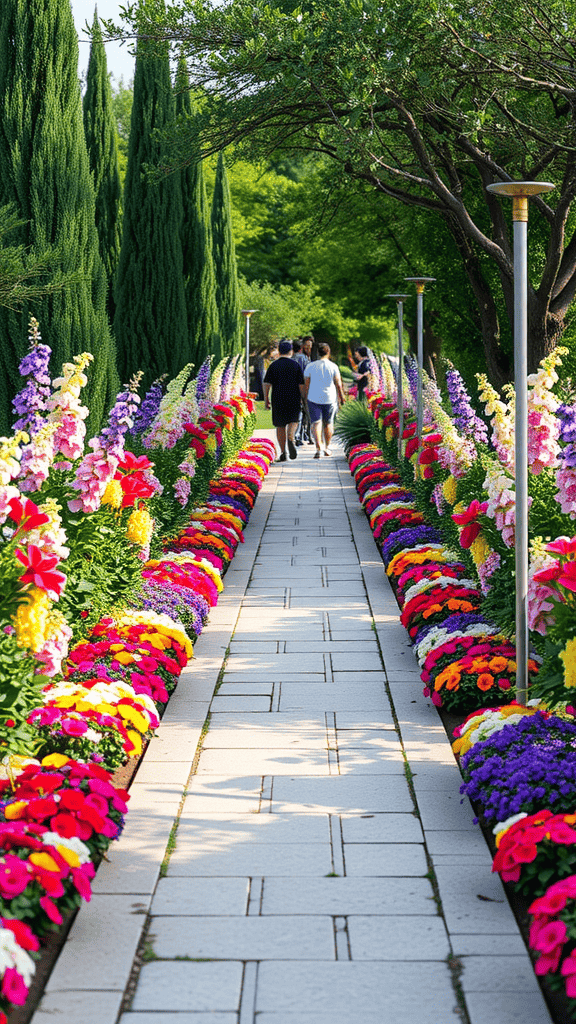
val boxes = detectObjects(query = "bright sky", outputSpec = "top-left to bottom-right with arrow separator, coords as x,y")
71,0 -> 135,86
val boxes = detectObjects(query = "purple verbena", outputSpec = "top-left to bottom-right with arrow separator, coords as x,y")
381,525 -> 442,564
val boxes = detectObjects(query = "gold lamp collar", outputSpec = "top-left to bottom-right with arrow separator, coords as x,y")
486,181 -> 555,222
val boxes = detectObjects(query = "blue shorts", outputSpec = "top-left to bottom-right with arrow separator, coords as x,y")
308,400 -> 337,425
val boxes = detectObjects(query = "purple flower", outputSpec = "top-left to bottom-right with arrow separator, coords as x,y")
100,381 -> 141,455
445,363 -> 488,444
381,525 -> 442,565
132,379 -> 165,437
195,358 -> 212,401
405,358 -> 419,404
460,713 -> 576,822
412,610 -> 495,647
12,320 -> 52,435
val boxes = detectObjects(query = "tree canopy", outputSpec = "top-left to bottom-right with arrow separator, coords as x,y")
104,0 -> 576,384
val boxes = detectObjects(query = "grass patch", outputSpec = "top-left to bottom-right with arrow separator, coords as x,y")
253,401 -> 273,431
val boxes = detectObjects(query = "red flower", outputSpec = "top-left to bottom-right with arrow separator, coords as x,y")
452,500 -> 488,549
7,497 -> 50,533
15,545 -> 66,598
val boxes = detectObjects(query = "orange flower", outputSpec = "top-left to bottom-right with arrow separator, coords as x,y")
489,657 -> 509,673
477,673 -> 494,691
423,603 -> 443,619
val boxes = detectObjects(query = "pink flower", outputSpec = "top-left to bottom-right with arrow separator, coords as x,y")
531,919 -> 567,953
61,718 -> 88,737
1,967 -> 28,1005
39,895 -> 63,925
547,536 -> 576,557
561,949 -> 576,997
0,856 -> 30,898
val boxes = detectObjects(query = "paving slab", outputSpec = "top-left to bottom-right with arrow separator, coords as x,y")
151,876 -> 250,915
347,915 -> 450,960
255,962 -> 461,1020
261,876 -> 438,915
131,961 -> 243,1011
150,915 -> 336,960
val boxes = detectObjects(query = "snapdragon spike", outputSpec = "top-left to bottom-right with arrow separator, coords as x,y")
12,318 -> 52,436
132,377 -> 165,437
445,363 -> 488,444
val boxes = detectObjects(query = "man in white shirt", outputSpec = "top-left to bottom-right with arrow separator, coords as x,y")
303,342 -> 345,457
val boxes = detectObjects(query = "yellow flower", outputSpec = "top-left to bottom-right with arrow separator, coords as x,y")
442,476 -> 458,505
56,846 -> 81,868
4,801 -> 27,820
101,479 -> 123,508
126,730 -> 143,757
118,705 -> 149,733
13,586 -> 51,653
206,436 -> 217,453
30,852 -> 60,872
469,534 -> 490,567
42,753 -> 70,768
126,508 -> 154,547
560,638 -> 576,689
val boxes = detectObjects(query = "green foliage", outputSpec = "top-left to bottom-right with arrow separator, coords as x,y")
0,0 -> 118,436
238,276 -> 320,349
211,153 -> 241,354
333,400 -> 374,452
110,77 -> 133,185
114,39 -> 188,388
176,62 -> 222,365
83,10 -> 123,321
55,503 -> 145,643
0,632 -> 46,755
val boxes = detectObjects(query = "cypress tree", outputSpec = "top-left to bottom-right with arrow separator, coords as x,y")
211,152 -> 241,354
114,39 -> 188,385
83,7 -> 122,322
0,0 -> 118,434
175,60 -> 221,366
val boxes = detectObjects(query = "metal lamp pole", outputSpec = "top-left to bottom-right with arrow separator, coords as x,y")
386,294 -> 410,459
485,181 -> 555,704
405,277 -> 435,453
241,310 -> 258,393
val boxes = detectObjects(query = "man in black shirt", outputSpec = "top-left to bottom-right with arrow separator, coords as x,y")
264,340 -> 306,461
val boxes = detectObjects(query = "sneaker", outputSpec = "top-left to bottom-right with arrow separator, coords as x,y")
323,448 -> 331,457
277,452 -> 287,463
313,450 -> 321,459
287,439 -> 297,460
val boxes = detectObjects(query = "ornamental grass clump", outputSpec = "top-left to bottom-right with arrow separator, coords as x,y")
460,713 -> 576,823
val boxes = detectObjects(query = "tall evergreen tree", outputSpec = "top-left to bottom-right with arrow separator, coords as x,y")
114,39 -> 188,385
211,152 -> 241,355
83,8 -> 122,322
0,0 -> 118,434
176,60 -> 221,366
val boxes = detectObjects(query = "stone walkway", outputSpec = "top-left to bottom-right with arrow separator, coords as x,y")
33,442 -> 552,1024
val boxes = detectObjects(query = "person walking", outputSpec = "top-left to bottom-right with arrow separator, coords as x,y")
353,345 -> 371,400
292,339 -> 311,445
264,339 -> 306,462
303,342 -> 345,458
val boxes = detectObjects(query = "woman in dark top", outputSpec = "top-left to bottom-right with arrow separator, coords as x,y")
263,339 -> 306,462
353,345 -> 371,400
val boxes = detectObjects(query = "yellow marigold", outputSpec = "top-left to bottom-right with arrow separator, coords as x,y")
101,479 -> 123,508
560,638 -> 576,689
126,508 -> 154,547
13,586 -> 50,653
442,476 -> 458,505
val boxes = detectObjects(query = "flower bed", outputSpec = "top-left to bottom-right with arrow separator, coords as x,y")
0,324 -> 276,1019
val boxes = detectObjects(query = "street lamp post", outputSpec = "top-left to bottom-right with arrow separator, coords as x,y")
404,278 -> 435,454
241,310 -> 258,393
485,181 -> 555,705
386,294 -> 410,458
